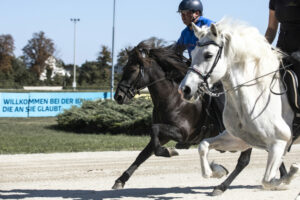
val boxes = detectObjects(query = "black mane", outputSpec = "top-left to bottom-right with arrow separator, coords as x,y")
135,38 -> 190,83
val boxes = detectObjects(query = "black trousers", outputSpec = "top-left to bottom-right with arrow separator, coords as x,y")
277,28 -> 300,85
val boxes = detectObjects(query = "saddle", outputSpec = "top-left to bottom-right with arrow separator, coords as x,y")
283,69 -> 300,112
282,59 -> 300,146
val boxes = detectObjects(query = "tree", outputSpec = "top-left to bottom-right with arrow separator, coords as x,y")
96,46 -> 112,87
78,61 -> 100,86
11,57 -> 36,87
115,46 -> 132,74
97,45 -> 111,69
22,31 -> 55,78
0,34 -> 14,73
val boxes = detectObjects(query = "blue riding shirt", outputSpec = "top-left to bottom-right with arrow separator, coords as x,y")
177,16 -> 213,58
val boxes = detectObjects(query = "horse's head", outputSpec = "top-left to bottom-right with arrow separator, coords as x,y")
179,22 -> 229,101
114,43 -> 152,104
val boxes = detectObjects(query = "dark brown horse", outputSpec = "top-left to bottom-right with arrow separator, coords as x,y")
112,39 -> 280,195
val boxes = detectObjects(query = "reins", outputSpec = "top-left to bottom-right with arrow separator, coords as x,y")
193,43 -> 293,97
202,62 -> 292,97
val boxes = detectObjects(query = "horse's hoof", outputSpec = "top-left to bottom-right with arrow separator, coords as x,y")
284,163 -> 300,185
167,148 -> 179,156
290,163 -> 299,176
211,188 -> 224,196
210,162 -> 229,178
262,179 -> 288,190
112,181 -> 125,189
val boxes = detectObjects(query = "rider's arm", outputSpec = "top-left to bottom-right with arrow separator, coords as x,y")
265,9 -> 278,44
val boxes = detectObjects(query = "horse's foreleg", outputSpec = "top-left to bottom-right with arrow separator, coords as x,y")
112,141 -> 153,189
212,148 -> 252,196
262,140 -> 287,189
151,124 -> 183,157
198,130 -> 250,179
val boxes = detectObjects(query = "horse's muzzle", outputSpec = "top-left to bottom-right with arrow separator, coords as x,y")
179,85 -> 193,101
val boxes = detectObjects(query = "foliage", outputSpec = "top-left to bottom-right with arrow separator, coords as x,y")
22,31 -> 55,78
57,97 -> 153,135
97,45 -> 112,68
77,45 -> 120,89
0,34 -> 14,73
115,46 -> 132,72
0,32 -> 164,90
78,61 -> 102,86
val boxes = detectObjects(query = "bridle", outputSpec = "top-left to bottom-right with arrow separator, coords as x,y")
188,40 -> 224,96
187,40 -> 292,97
117,62 -> 166,100
117,64 -> 145,99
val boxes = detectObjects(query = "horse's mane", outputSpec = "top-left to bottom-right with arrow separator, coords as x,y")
135,38 -> 189,83
214,17 -> 283,77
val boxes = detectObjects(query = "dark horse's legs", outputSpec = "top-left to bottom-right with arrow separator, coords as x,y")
212,149 -> 252,195
151,124 -> 184,157
112,123 -> 184,189
112,141 -> 154,189
212,149 -> 288,196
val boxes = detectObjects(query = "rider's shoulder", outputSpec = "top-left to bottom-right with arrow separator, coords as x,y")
197,16 -> 214,26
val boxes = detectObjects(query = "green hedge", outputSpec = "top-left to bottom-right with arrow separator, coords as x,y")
56,97 -> 153,135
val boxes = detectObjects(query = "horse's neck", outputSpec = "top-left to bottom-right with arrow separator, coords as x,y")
222,61 -> 280,117
147,76 -> 179,108
223,61 -> 263,93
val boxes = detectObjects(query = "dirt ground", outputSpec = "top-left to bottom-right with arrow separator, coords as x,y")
0,145 -> 300,200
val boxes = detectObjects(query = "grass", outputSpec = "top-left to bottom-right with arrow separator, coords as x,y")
0,117 -> 175,154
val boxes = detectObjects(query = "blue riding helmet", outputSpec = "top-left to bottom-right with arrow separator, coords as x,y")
178,0 -> 203,14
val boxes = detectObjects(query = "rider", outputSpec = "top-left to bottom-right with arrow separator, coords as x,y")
265,0 -> 300,80
265,0 -> 300,137
177,0 -> 214,58
176,0 -> 225,134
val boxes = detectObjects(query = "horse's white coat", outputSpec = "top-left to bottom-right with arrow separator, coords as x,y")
180,18 -> 299,189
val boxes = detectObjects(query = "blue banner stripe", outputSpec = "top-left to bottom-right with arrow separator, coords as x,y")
0,92 -> 112,117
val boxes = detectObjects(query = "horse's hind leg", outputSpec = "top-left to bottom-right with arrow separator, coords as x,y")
212,150 -> 289,195
262,140 -> 299,189
262,140 -> 287,189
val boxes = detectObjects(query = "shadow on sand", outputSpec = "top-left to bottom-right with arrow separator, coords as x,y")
0,185 -> 260,200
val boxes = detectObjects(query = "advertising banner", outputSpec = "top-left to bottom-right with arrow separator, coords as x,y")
0,92 -> 111,117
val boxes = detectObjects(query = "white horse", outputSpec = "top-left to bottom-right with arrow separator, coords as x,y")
179,18 -> 299,190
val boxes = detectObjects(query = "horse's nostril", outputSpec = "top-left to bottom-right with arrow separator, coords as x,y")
183,86 -> 191,96
115,95 -> 124,104
116,96 -> 122,101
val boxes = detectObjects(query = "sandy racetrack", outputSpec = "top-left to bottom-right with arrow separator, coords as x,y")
0,145 -> 300,200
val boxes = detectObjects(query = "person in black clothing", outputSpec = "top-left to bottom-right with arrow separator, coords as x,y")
265,0 -> 300,72
265,0 -> 300,52
265,0 -> 300,137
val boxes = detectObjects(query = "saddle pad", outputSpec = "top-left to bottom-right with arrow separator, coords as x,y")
284,69 -> 300,112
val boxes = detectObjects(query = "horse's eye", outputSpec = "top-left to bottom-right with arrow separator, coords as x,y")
204,52 -> 213,60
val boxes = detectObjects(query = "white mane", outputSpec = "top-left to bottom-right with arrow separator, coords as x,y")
215,17 -> 282,78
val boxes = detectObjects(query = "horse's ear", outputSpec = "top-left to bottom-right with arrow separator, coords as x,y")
191,22 -> 205,39
210,23 -> 219,37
